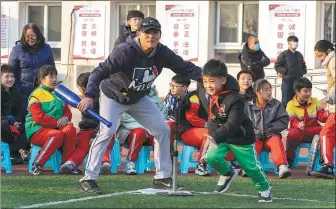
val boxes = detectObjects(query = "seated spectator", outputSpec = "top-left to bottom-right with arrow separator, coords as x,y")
164,75 -> 191,152
237,70 -> 255,102
1,64 -> 30,163
246,79 -> 291,178
286,77 -> 328,168
116,86 -> 168,175
164,75 -> 190,120
60,72 -> 115,175
238,35 -> 270,81
311,40 -> 335,179
25,65 -> 77,175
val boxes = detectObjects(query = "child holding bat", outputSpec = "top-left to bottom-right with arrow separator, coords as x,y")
25,65 -> 77,175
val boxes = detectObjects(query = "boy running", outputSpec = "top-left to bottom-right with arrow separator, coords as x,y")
203,59 -> 272,202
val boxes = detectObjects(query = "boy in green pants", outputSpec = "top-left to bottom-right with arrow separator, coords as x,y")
202,59 -> 273,202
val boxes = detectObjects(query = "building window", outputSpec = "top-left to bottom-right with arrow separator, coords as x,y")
215,2 -> 258,64
27,4 -> 62,61
118,3 -> 156,37
323,2 -> 335,44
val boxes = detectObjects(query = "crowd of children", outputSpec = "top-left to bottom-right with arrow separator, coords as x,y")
1,37 -> 335,203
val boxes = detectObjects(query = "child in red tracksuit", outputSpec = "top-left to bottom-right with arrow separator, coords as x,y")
246,79 -> 291,178
25,65 -> 77,175
60,72 -> 115,174
311,40 -> 335,179
286,77 -> 329,168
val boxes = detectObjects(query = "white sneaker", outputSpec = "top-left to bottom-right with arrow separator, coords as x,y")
278,164 -> 291,179
125,161 -> 136,175
60,161 -> 77,174
259,188 -> 273,202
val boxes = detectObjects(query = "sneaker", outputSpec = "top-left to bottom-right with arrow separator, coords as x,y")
60,161 -> 78,174
311,164 -> 335,179
19,149 -> 30,161
31,163 -> 43,176
125,161 -> 136,175
100,162 -> 111,175
241,170 -> 248,177
152,177 -> 184,190
80,179 -> 102,194
195,162 -> 211,176
214,169 -> 239,193
278,164 -> 291,179
259,188 -> 273,203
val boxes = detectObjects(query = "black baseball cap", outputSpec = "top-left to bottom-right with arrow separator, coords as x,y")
139,17 -> 161,32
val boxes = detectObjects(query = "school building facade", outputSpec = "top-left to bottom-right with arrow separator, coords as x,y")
1,0 -> 334,97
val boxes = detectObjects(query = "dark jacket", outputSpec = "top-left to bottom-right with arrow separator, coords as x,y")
208,78 -> 255,145
78,95 -> 100,131
246,98 -> 289,140
8,41 -> 55,109
238,43 -> 270,81
114,26 -> 136,48
274,49 -> 307,79
1,84 -> 23,124
85,36 -> 202,104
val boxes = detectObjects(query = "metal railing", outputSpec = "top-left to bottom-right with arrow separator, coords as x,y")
265,71 -> 326,99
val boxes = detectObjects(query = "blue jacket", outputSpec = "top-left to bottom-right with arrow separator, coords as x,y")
8,41 -> 55,109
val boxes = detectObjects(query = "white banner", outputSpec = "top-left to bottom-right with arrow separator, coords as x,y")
164,4 -> 199,62
1,5 -> 9,58
268,4 -> 306,62
73,6 -> 105,60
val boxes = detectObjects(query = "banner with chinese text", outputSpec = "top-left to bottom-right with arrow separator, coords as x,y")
164,4 -> 199,62
73,6 -> 105,60
268,4 -> 306,62
1,5 -> 9,58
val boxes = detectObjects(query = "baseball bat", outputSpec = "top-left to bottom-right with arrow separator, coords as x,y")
54,85 -> 112,128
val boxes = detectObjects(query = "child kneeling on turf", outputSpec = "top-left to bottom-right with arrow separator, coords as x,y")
203,59 -> 273,202
25,65 -> 77,175
246,79 -> 291,179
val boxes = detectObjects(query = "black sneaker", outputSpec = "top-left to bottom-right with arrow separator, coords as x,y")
80,180 -> 103,194
31,163 -> 43,176
214,169 -> 239,193
259,188 -> 273,203
311,164 -> 335,179
152,177 -> 184,190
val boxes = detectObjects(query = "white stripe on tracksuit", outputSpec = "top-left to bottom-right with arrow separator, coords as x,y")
35,137 -> 55,164
81,90 -> 172,181
322,136 -> 329,164
128,133 -> 137,161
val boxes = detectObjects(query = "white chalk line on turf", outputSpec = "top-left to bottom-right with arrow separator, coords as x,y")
17,190 -> 335,208
192,191 -> 335,203
17,191 -> 138,209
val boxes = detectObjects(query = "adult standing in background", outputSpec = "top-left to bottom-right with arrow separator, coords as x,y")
238,35 -> 270,81
274,35 -> 307,108
8,23 -> 55,113
113,10 -> 144,48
